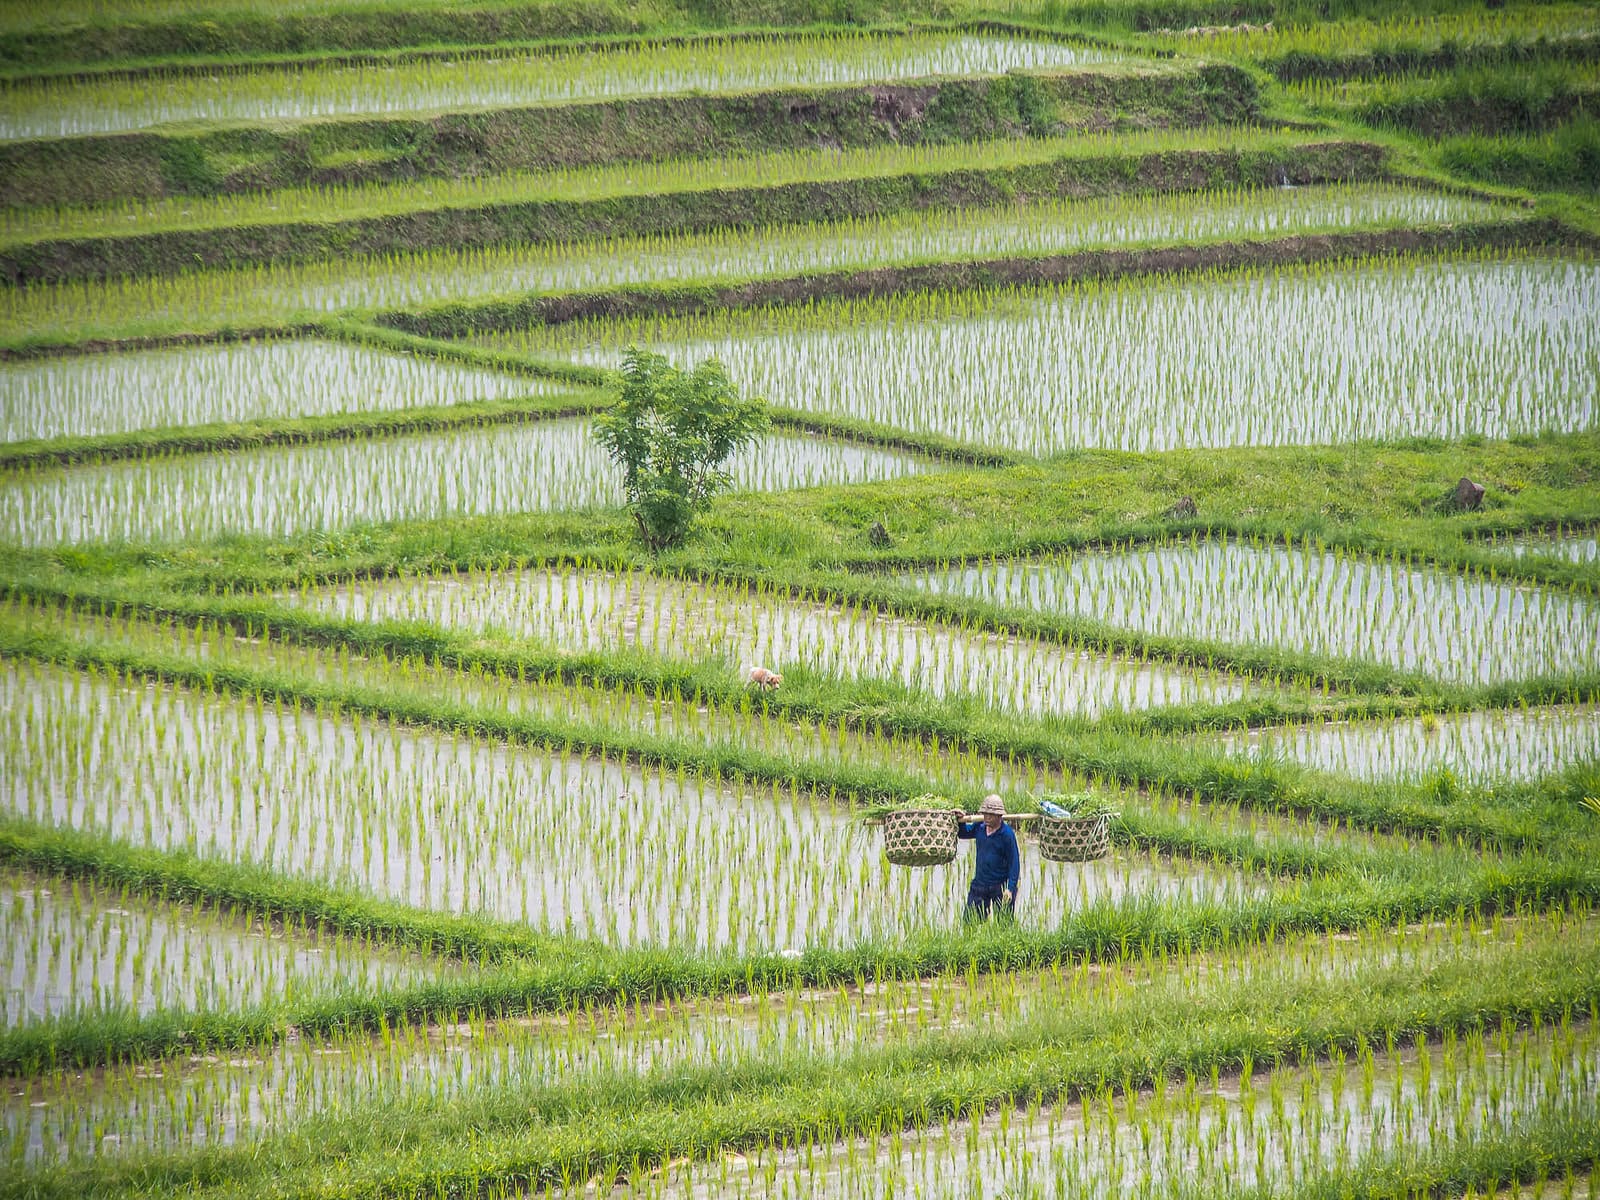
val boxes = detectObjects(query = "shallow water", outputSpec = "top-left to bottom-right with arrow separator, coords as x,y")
0,871 -> 441,1025
1211,704 -> 1600,784
0,421 -> 935,546
0,338 -> 556,444
904,539 -> 1600,686
505,256 -> 1600,455
299,565 -> 1259,720
0,661 -> 1258,954
0,34 -> 1121,140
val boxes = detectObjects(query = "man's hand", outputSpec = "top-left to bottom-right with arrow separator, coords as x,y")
1004,888 -> 1015,905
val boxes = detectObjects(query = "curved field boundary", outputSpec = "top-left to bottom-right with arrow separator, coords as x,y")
0,67 -> 1254,241
374,215 -> 1563,339
0,587 -> 1574,847
0,64 -> 1253,213
1266,32 -> 1600,83
0,20 -> 1145,85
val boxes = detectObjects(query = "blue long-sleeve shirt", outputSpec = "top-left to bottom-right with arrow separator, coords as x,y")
959,821 -> 1020,892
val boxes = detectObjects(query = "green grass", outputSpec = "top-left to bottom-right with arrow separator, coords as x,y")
6,915 -> 1594,1199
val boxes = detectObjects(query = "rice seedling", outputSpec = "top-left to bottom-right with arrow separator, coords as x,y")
0,658 -> 1261,953
626,1012 -> 1600,1200
0,0 -> 474,33
2,596 -> 1392,854
0,337 -> 555,444
0,419 -> 937,546
0,126 -> 1313,247
4,906 -> 1569,1166
296,563 -> 1260,720
1211,704 -> 1600,786
904,534 -> 1600,686
1478,525 -> 1600,565
0,170 -> 1475,348
0,183 -> 1511,351
0,869 -> 441,1026
0,32 -> 1123,141
479,252 -> 1600,456
1140,3 -> 1600,63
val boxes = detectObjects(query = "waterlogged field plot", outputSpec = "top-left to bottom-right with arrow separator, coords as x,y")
904,538 -> 1600,686
0,185 -> 1515,346
638,1019 -> 1600,1200
5,913 -> 1548,1164
0,420 -> 934,546
300,565 -> 1259,720
1213,705 -> 1600,785
0,872 -> 439,1025
0,662 -> 1259,952
1143,3 -> 1600,60
4,601 -> 1384,854
0,129 -> 1314,247
0,33 -> 1121,140
490,255 -> 1600,455
0,338 -> 555,444
1479,527 -> 1600,565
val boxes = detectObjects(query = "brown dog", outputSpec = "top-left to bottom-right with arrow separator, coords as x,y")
747,666 -> 783,690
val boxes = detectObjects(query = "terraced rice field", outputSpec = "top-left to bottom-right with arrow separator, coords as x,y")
298,564 -> 1260,718
902,537 -> 1600,685
1,3 -> 1597,1196
0,420 -> 936,545
0,32 -> 1122,140
0,659 -> 1259,950
0,338 -> 559,443
1,871 -> 440,1023
488,254 -> 1600,454
1211,704 -> 1600,784
0,183 -> 1513,345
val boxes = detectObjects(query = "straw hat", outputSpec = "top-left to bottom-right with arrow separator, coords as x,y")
979,794 -> 1006,816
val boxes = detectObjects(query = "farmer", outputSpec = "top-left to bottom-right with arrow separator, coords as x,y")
959,794 -> 1019,920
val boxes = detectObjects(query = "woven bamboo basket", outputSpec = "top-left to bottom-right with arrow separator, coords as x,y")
881,808 -> 960,867
1037,812 -> 1110,863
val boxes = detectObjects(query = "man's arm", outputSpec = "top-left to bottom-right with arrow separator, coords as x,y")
957,822 -> 979,840
1006,829 -> 1021,894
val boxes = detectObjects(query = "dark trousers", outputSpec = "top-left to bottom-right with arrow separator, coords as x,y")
964,881 -> 1014,921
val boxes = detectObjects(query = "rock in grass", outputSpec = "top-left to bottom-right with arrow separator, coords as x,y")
1452,477 -> 1486,511
867,520 -> 893,547
1165,496 -> 1198,519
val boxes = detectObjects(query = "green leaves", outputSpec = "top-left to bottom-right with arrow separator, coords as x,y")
594,348 -> 769,551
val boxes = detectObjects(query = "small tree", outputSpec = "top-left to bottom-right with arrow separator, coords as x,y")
594,347 -> 768,551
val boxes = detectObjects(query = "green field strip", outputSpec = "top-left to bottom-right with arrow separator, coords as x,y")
3,909 -> 1588,1176
11,927 -> 1595,1200
0,389 -> 612,471
0,121 -> 1297,248
381,220 -> 1559,343
0,128 -> 1383,290
0,19 -> 1149,87
0,592 -> 1571,850
0,62 -> 1257,217
1131,5 -> 1600,80
466,242 -> 1594,460
0,820 -> 579,969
